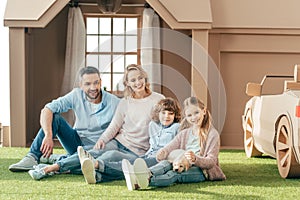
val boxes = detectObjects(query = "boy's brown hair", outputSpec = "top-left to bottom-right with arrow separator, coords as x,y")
151,97 -> 181,123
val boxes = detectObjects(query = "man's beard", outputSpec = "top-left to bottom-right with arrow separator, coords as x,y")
86,89 -> 100,100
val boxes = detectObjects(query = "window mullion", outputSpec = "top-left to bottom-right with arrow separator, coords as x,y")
110,17 -> 113,91
98,18 -> 100,69
124,18 -> 126,71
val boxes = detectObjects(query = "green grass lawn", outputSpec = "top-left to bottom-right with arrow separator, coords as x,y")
1,147 -> 300,199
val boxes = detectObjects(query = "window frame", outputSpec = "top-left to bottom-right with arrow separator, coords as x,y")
84,13 -> 142,93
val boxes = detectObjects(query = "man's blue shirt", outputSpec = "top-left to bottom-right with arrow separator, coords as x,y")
45,88 -> 120,145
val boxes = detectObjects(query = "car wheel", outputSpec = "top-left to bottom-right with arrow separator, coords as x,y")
244,110 -> 262,158
276,116 -> 300,178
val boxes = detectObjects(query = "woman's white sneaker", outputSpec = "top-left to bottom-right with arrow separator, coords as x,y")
77,146 -> 96,166
81,158 -> 96,184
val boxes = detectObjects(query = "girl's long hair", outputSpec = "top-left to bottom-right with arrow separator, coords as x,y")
151,97 -> 182,123
179,97 -> 212,155
122,64 -> 151,98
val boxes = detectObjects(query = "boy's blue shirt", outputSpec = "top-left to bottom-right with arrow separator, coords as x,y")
146,121 -> 180,157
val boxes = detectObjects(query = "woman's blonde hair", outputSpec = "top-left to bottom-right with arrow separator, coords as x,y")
180,97 -> 212,155
151,97 -> 182,124
123,64 -> 151,98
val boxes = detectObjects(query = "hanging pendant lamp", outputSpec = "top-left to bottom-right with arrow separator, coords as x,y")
97,0 -> 122,14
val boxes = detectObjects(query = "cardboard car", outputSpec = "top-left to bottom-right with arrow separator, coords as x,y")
242,64 -> 300,178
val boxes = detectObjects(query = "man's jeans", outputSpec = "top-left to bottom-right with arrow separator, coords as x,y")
28,114 -> 82,161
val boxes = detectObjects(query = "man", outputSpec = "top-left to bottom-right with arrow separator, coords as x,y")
9,66 -> 120,172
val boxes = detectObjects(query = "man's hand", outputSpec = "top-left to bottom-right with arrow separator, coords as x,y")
94,139 -> 105,149
40,136 -> 54,158
39,107 -> 54,158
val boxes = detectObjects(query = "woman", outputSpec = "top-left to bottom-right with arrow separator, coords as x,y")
93,64 -> 165,160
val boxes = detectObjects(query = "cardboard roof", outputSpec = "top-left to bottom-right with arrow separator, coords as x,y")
4,0 -> 69,28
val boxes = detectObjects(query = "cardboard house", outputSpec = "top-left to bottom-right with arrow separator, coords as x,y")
4,0 -> 300,149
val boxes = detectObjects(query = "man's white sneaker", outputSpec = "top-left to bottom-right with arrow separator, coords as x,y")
81,158 -> 96,184
122,159 -> 138,190
9,155 -> 38,172
133,158 -> 151,189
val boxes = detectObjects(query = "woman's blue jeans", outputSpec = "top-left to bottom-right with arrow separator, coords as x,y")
57,139 -> 139,174
149,160 -> 206,187
95,156 -> 158,183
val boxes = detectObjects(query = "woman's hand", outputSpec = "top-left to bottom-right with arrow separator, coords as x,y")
94,139 -> 105,149
185,150 -> 196,163
156,149 -> 168,161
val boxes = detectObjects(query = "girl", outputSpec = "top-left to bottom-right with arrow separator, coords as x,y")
28,64 -> 164,180
78,97 -> 182,184
123,96 -> 226,189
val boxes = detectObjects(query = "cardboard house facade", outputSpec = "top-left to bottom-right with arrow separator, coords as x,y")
4,0 -> 300,148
